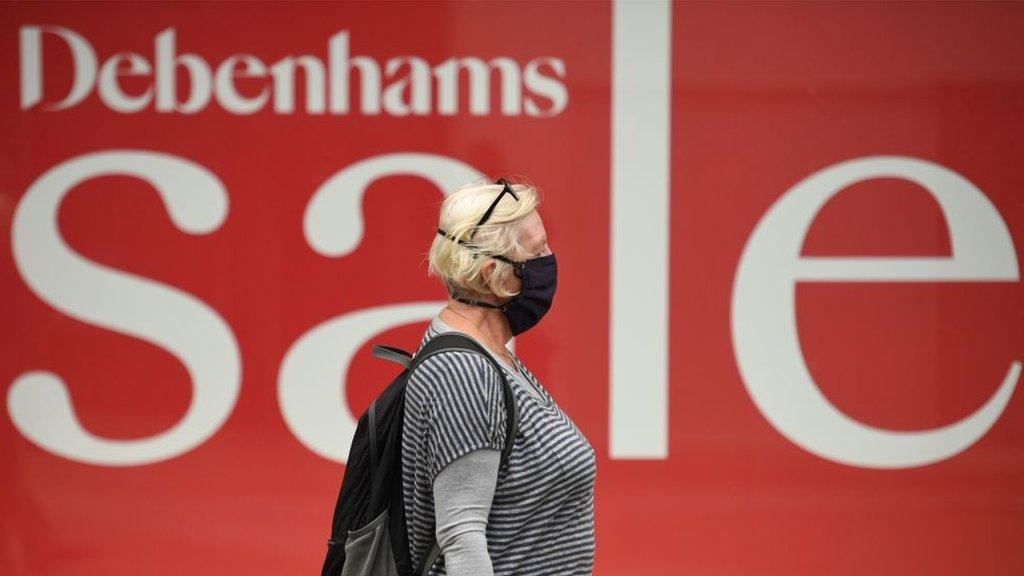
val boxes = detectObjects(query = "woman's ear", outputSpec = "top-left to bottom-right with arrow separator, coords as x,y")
480,259 -> 496,287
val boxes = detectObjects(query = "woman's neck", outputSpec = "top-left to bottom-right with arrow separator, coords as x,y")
439,299 -> 513,357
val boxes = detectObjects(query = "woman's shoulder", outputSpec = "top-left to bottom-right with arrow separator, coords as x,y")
407,345 -> 505,402
406,343 -> 511,462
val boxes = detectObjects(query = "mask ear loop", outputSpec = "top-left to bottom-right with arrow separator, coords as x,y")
434,231 -> 526,273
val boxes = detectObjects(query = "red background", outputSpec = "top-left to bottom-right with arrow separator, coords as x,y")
2,1 -> 1022,574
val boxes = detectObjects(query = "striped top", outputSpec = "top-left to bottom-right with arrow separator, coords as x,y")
401,316 -> 597,576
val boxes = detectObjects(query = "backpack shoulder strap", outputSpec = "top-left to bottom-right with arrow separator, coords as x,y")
371,344 -> 412,369
408,332 -> 520,576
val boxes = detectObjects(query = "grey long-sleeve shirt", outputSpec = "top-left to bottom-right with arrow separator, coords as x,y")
432,447 -> 500,576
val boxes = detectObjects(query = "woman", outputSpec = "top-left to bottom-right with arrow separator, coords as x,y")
401,177 -> 597,576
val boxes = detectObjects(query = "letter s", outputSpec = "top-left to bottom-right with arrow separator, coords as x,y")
8,150 -> 241,466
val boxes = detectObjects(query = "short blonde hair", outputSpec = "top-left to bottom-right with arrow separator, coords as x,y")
428,178 -> 541,299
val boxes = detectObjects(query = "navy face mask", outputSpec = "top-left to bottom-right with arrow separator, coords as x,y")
484,252 -> 558,336
436,243 -> 558,336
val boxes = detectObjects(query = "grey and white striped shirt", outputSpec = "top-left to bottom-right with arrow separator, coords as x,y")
401,316 -> 597,575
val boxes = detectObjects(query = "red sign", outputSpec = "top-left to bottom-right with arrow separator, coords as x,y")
2,2 -> 1022,574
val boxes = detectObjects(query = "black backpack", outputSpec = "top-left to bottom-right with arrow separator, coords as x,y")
320,332 -> 520,576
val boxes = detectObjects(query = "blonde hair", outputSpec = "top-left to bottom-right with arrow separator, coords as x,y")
428,178 -> 541,299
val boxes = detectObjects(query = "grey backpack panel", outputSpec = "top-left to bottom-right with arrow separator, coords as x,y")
340,509 -> 397,576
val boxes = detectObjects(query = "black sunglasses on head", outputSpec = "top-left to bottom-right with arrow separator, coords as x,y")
435,177 -> 524,271
468,178 -> 519,239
